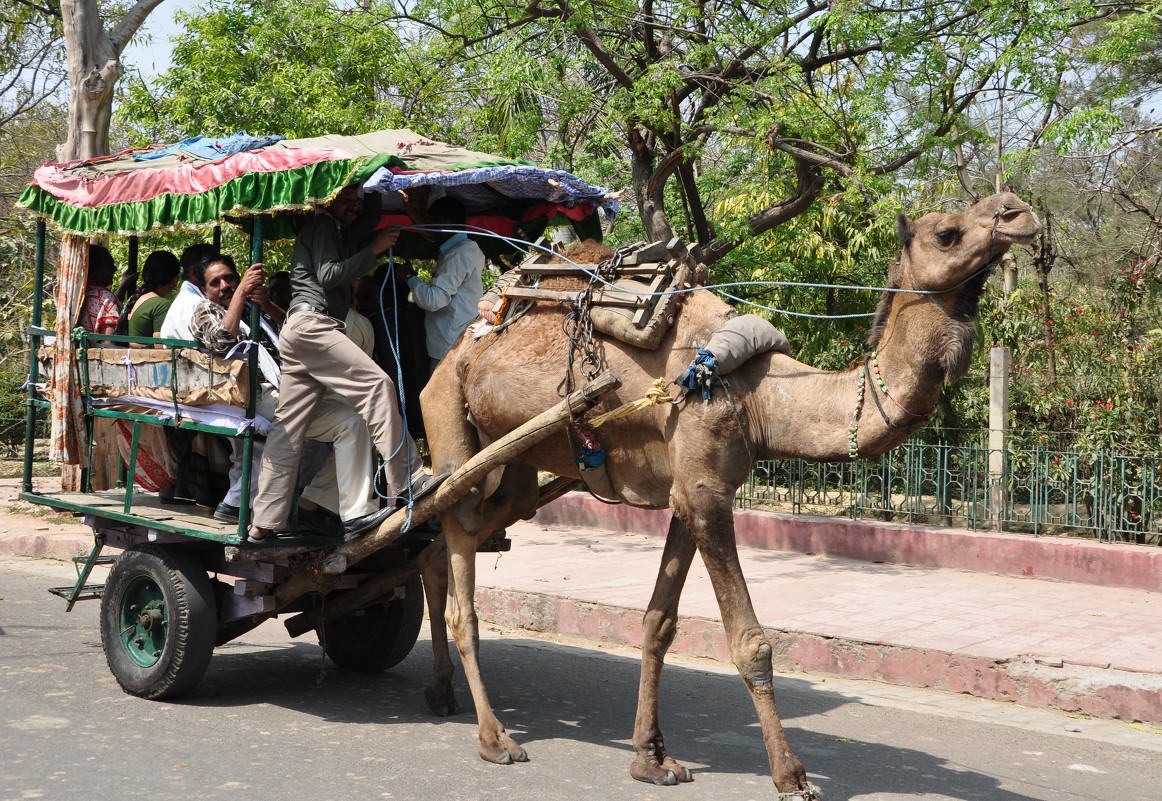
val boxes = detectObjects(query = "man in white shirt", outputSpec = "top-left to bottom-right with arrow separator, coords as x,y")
399,197 -> 486,371
160,243 -> 217,341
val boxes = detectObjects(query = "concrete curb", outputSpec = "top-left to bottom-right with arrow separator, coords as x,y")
0,530 -> 91,563
534,494 -> 1162,592
475,586 -> 1162,725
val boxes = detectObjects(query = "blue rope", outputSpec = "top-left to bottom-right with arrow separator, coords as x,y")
374,250 -> 418,529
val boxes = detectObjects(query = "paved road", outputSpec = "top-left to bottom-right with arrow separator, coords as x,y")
2,557 -> 1160,801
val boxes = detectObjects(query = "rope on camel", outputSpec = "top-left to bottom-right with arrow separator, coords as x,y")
588,377 -> 671,428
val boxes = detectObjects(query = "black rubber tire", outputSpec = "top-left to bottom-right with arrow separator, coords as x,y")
100,544 -> 216,700
322,576 -> 425,673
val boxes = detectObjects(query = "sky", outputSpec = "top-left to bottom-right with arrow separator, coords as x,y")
120,0 -> 198,79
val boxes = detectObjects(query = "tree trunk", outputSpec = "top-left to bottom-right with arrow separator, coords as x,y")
628,126 -> 675,243
59,0 -> 120,160
58,0 -> 164,161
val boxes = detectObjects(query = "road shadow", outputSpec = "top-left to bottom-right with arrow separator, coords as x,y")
181,631 -> 1049,800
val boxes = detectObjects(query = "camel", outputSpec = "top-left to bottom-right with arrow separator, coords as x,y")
417,192 -> 1041,796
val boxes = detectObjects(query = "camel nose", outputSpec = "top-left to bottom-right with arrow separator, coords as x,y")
992,194 -> 1042,236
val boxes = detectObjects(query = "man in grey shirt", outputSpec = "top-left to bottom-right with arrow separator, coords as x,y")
249,186 -> 444,543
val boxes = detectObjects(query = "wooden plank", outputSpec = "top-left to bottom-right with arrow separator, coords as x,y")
520,264 -> 667,277
503,287 -> 643,308
633,266 -> 674,326
618,241 -> 670,264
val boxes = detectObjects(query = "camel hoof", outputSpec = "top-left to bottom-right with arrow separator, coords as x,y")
662,760 -> 693,783
424,685 -> 460,717
630,758 -> 682,786
777,784 -> 822,801
480,735 -> 528,765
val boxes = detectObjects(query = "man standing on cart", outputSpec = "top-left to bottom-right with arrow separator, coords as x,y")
249,186 -> 445,543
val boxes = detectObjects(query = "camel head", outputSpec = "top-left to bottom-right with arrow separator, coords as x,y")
892,192 -> 1041,292
871,193 -> 1041,383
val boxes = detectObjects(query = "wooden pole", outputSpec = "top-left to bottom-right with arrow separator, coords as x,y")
282,475 -> 583,637
988,347 -> 1009,530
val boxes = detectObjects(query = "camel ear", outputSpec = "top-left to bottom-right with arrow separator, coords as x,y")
896,212 -> 913,247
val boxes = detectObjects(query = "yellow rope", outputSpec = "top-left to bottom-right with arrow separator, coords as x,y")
589,377 -> 671,428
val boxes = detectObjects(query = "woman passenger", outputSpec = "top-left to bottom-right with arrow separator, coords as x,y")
116,250 -> 181,346
77,244 -> 121,338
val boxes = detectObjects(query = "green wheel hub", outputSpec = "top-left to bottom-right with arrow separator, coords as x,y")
117,575 -> 169,667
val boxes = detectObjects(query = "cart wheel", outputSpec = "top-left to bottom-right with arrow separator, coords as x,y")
100,544 -> 216,699
323,576 -> 425,673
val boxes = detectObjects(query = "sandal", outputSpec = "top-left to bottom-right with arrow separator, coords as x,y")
247,527 -> 279,544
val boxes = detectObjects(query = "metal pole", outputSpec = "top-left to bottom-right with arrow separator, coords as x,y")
22,221 -> 47,492
237,215 -> 264,535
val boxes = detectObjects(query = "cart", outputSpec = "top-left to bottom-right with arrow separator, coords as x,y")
16,130 -> 620,699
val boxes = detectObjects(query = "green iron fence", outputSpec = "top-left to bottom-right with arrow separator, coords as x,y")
736,437 -> 1162,546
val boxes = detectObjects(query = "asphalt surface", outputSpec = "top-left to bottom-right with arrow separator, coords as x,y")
3,557 -> 1161,801
5,477 -> 1162,725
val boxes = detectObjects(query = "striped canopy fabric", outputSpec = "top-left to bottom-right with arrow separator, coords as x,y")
18,129 -> 618,248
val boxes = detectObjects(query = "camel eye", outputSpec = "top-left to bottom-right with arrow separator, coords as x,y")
935,228 -> 960,247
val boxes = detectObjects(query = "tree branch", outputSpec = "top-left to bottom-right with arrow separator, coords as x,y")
694,156 -> 823,266
110,0 -> 167,52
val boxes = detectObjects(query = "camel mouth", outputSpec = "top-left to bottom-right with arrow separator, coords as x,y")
990,205 -> 1042,244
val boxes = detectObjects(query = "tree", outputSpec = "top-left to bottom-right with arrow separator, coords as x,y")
58,0 -> 164,160
117,0 -> 433,142
0,0 -> 66,133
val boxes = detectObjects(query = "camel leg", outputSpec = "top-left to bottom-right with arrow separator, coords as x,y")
417,537 -> 459,716
443,513 -> 529,765
630,514 -> 697,785
676,494 -> 809,795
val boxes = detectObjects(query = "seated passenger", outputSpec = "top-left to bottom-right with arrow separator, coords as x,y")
160,243 -> 219,341
116,250 -> 181,347
190,254 -> 382,536
78,244 -> 121,339
297,301 -> 377,531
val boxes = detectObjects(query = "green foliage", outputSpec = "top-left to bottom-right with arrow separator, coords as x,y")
708,190 -> 901,370
974,265 -> 1162,456
118,0 -> 418,141
0,360 -> 31,446
0,0 -> 64,129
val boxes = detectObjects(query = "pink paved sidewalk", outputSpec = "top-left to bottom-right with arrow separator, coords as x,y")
475,520 -> 1162,724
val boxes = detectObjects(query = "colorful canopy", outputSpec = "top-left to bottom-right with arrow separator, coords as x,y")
18,129 -> 619,251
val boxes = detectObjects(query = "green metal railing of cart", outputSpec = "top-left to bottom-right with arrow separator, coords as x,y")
20,217 -> 269,543
22,327 -> 261,543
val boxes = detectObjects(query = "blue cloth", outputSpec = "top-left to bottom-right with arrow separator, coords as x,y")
675,348 -> 717,401
363,163 -> 620,219
134,133 -> 285,162
577,447 -> 605,468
